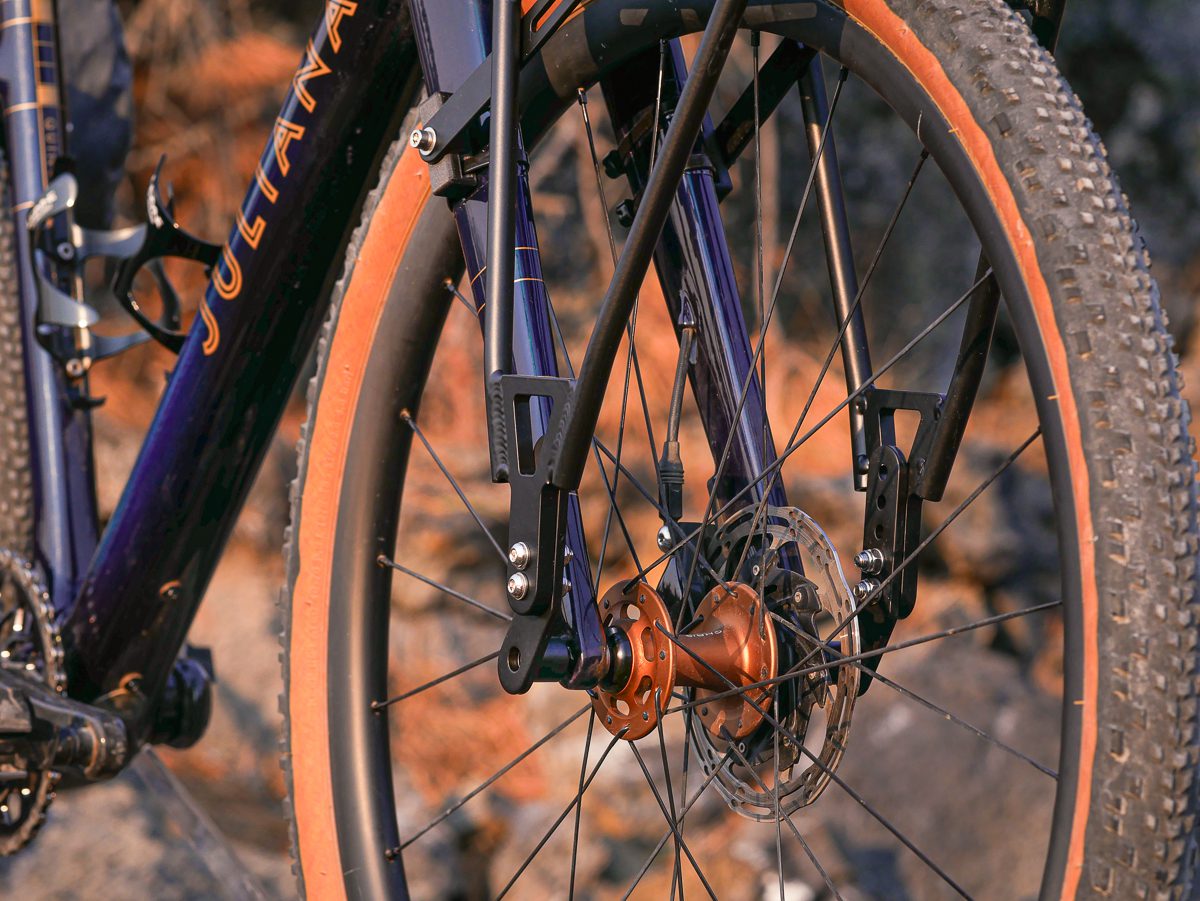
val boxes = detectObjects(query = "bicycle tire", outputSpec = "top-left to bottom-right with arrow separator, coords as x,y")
281,1 -> 1199,897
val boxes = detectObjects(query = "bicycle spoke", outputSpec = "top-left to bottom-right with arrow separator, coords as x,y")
631,266 -> 989,585
619,749 -> 737,901
576,87 -> 659,593
401,410 -> 507,565
653,691 -> 684,901
788,428 -> 1042,676
592,444 -> 646,578
670,600 -> 1062,712
730,150 -> 930,577
631,742 -> 718,900
567,710 -> 596,901
649,39 -> 667,169
661,625 -> 972,898
377,555 -> 511,622
772,690 -> 786,901
496,728 -> 627,899
371,650 -> 500,710
444,276 -> 476,314
721,726 -> 843,901
769,612 -> 1057,779
681,65 -> 851,602
592,439 -> 734,593
398,704 -> 591,850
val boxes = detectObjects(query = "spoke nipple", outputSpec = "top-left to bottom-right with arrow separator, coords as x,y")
854,548 -> 886,575
507,572 -> 529,601
656,525 -> 672,552
508,542 -> 530,570
852,578 -> 880,602
409,126 -> 437,154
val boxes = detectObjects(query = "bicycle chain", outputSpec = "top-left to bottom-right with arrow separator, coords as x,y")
0,548 -> 65,854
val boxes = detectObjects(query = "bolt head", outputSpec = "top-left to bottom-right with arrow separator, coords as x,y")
409,126 -> 437,153
508,541 -> 530,569
561,576 -> 572,596
507,572 -> 529,600
656,525 -> 672,552
563,545 -> 574,565
854,548 -> 886,575
852,579 -> 879,602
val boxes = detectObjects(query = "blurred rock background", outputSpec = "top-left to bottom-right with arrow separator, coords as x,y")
0,0 -> 1197,898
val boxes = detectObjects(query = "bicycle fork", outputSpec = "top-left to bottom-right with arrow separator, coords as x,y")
431,3 -> 786,695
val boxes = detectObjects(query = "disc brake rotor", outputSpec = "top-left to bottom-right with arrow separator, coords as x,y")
692,506 -> 860,820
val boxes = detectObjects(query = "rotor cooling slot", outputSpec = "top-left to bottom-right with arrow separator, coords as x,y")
691,506 -> 861,820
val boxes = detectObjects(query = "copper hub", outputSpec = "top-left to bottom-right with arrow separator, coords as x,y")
592,581 -> 778,741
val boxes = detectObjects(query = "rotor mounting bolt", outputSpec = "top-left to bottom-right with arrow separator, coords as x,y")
408,126 -> 437,154
508,542 -> 530,570
656,525 -> 672,552
854,548 -> 886,575
507,572 -> 529,601
852,579 -> 880,602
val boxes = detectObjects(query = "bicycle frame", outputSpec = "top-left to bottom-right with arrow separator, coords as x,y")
5,0 -> 1066,747
4,0 -> 806,742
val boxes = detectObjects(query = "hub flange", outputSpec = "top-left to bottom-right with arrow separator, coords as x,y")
591,581 -> 778,741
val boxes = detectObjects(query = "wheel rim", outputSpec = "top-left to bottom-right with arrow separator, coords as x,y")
302,5 -> 1100,898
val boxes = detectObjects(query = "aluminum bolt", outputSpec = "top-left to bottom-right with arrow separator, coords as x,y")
561,575 -> 572,596
656,525 -> 673,552
507,572 -> 529,601
408,126 -> 437,153
854,548 -> 886,575
508,541 -> 530,570
563,545 -> 574,565
852,579 -> 880,602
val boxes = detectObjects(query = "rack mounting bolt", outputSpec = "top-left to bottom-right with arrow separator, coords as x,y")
507,572 -> 529,601
409,126 -> 437,154
656,525 -> 672,552
508,542 -> 530,570
854,548 -> 886,575
852,579 -> 880,602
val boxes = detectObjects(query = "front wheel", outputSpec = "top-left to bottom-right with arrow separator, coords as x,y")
282,1 -> 1199,898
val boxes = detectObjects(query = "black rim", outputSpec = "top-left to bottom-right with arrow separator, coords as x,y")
315,4 -> 1085,897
